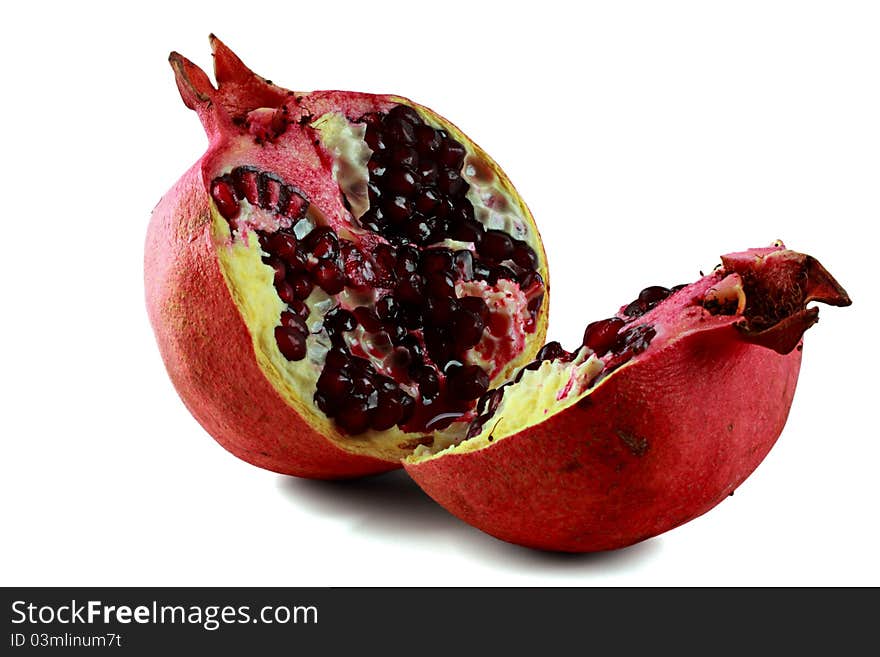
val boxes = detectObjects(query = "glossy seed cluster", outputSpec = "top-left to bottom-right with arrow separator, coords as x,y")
209,103 -> 546,435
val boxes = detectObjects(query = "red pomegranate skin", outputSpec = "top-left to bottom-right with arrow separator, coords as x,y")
146,164 -> 396,479
405,325 -> 802,551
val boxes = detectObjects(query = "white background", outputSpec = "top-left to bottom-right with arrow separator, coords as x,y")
2,1 -> 877,586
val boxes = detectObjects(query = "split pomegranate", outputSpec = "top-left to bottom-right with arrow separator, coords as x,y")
404,243 -> 851,552
145,37 -> 548,478
147,38 -> 851,552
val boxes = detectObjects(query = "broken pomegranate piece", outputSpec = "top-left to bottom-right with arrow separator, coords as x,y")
146,36 -> 548,477
404,242 -> 850,552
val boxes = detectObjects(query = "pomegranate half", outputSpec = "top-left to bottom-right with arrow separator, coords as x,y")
404,243 -> 851,551
145,37 -> 548,478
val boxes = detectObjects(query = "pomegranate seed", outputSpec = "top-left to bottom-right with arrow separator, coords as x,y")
434,197 -> 454,220
229,167 -> 258,206
449,219 -> 484,245
278,185 -> 309,220
415,124 -> 441,155
371,244 -> 398,286
355,212 -> 379,232
314,391 -> 336,417
511,241 -> 538,270
399,334 -> 424,365
376,295 -> 399,321
342,247 -> 375,288
395,275 -> 424,305
489,265 -> 516,284
386,168 -> 419,196
425,272 -> 455,298
385,117 -> 416,146
583,317 -> 625,355
336,400 -> 372,434
428,217 -> 448,243
426,342 -> 455,374
437,168 -> 466,197
383,195 -> 414,224
291,244 -> 310,270
417,160 -> 439,186
388,347 -> 412,378
438,140 -> 467,169
288,272 -> 313,300
454,199 -> 476,223
447,364 -> 489,401
390,146 -> 419,169
536,341 -> 569,362
638,285 -> 672,308
477,387 -> 505,416
414,366 -> 440,401
623,299 -> 645,318
305,227 -> 339,260
527,291 -> 545,314
257,171 -> 282,209
275,280 -> 296,304
280,310 -> 308,334
397,303 -> 423,330
325,348 -> 350,371
354,306 -> 383,332
466,419 -> 485,439
370,390 -> 404,430
414,188 -> 441,214
265,232 -> 298,263
614,324 -> 657,356
395,245 -> 420,276
385,323 -> 407,343
288,298 -> 310,318
420,248 -> 453,275
210,177 -> 240,220
275,326 -> 307,361
480,230 -> 514,261
451,308 -> 486,350
388,104 -> 422,127
317,367 -> 353,398
520,270 -> 544,292
323,307 -> 356,334
424,297 -> 457,324
460,296 -> 489,321
404,217 -> 434,244
311,260 -> 346,295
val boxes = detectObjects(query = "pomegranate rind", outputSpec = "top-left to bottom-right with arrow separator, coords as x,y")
405,328 -> 801,551
404,245 -> 850,551
145,165 -> 397,478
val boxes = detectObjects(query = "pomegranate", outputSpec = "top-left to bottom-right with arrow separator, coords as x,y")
404,243 -> 851,552
145,37 -> 548,478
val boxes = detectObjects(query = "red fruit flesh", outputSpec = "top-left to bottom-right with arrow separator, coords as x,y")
146,37 -> 548,478
404,243 -> 851,551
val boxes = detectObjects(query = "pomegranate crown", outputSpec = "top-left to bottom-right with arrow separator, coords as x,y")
169,35 -> 290,138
